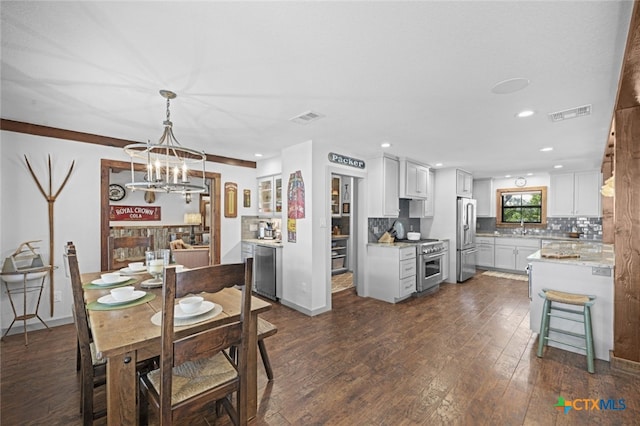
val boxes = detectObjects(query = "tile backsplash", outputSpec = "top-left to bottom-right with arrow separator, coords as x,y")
368,199 -> 421,242
477,216 -> 602,240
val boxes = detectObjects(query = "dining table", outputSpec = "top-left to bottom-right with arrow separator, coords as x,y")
81,269 -> 272,425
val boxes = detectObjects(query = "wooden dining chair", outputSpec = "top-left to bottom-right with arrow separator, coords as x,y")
107,235 -> 154,271
65,242 -> 107,424
230,316 -> 277,381
139,258 -> 254,426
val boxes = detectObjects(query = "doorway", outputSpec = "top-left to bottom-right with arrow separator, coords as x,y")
327,167 -> 365,308
99,159 -> 221,271
331,174 -> 355,293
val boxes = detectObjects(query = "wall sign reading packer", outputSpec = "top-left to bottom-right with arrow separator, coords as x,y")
328,152 -> 365,169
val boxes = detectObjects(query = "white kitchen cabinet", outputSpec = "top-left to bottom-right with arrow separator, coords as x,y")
331,175 -> 341,217
456,169 -> 473,198
257,175 -> 282,216
549,171 -> 601,217
366,245 -> 416,303
367,154 -> 400,217
473,178 -> 493,217
476,236 -> 495,268
400,159 -> 429,199
409,169 -> 435,218
493,237 -> 540,273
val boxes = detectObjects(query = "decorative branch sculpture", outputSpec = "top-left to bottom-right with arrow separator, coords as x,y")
24,155 -> 74,316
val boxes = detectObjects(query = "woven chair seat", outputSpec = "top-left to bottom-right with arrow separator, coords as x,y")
146,352 -> 237,405
543,289 -> 590,305
90,342 -> 107,366
257,317 -> 277,339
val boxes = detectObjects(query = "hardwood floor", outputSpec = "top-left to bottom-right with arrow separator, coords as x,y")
2,272 -> 638,425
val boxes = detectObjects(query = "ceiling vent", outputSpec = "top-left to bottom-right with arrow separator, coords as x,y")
290,110 -> 324,124
548,104 -> 591,122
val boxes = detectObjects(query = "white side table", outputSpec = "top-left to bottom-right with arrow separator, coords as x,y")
1,265 -> 52,345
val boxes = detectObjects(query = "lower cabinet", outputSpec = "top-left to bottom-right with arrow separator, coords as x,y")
366,245 -> 416,303
493,237 -> 540,273
476,237 -> 495,268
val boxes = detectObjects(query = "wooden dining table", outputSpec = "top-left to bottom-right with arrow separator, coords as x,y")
81,270 -> 271,425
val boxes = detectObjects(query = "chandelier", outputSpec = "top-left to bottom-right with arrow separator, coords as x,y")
124,90 -> 206,194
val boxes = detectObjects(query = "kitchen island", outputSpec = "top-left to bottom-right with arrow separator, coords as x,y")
527,242 -> 614,361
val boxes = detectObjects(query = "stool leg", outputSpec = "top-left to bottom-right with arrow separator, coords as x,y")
584,305 -> 595,373
537,298 -> 551,357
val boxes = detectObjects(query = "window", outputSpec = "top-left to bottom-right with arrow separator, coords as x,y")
496,186 -> 547,228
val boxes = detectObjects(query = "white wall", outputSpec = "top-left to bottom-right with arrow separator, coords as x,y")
0,130 -> 256,333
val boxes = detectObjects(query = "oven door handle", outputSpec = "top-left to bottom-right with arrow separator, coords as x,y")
422,252 -> 445,261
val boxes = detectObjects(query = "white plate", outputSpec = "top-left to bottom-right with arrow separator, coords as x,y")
91,276 -> 131,286
174,301 -> 215,319
120,267 -> 147,275
97,290 -> 146,305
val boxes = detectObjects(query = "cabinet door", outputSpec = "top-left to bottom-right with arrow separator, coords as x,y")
425,169 -> 435,217
477,243 -> 495,267
331,176 -> 341,217
549,173 -> 575,216
473,179 -> 493,217
405,162 -> 428,198
456,170 -> 473,197
274,176 -> 282,213
382,156 -> 400,216
494,245 -> 516,270
515,246 -> 538,272
574,171 -> 601,216
257,177 -> 273,214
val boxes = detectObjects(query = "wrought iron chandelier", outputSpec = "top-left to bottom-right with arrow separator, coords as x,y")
124,90 -> 206,194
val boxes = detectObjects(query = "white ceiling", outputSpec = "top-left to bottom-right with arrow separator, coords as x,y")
0,1 -> 633,178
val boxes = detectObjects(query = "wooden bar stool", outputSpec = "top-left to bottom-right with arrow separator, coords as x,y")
537,289 -> 596,373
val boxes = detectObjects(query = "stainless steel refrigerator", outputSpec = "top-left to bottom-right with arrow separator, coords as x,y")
457,197 -> 477,282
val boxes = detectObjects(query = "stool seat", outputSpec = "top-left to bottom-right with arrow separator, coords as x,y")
537,288 -> 596,373
544,290 -> 591,305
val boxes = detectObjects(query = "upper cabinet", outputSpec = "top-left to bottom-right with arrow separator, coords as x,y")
367,154 -> 400,217
549,171 -> 601,217
473,178 -> 493,217
456,169 -> 473,197
331,175 -> 341,217
400,159 -> 429,199
409,168 -> 435,218
257,174 -> 282,216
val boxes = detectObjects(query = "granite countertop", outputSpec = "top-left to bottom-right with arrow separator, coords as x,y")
527,242 -> 614,268
476,232 -> 599,242
242,238 -> 284,248
367,241 -> 421,248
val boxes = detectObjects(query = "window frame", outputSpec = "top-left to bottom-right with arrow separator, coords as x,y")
495,186 -> 547,229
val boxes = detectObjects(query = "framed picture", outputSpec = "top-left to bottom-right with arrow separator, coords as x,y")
342,203 -> 350,214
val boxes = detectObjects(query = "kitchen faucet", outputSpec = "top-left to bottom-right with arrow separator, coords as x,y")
520,219 -> 527,235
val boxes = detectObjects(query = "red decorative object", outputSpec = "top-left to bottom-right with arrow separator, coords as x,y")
109,205 -> 161,221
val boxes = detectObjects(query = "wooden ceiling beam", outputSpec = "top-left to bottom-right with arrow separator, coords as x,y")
0,118 -> 256,169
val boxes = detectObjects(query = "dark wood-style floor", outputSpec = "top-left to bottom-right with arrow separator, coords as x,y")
2,272 -> 638,425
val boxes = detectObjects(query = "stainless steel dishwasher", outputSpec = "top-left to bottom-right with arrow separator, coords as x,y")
254,244 -> 277,300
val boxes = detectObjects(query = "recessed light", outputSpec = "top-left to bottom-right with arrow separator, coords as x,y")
554,164 -> 563,169
491,78 -> 530,94
540,147 -> 553,152
505,175 -> 512,178
381,142 -> 391,148
516,110 -> 535,118
434,163 -> 443,167
254,153 -> 263,157
527,173 -> 534,176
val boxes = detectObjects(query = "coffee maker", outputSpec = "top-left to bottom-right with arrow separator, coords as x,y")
264,222 -> 274,239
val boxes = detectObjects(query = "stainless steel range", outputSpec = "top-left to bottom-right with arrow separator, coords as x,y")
415,239 -> 447,294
